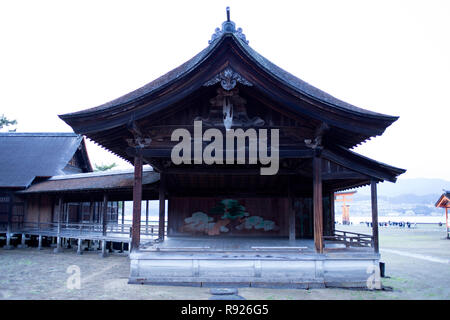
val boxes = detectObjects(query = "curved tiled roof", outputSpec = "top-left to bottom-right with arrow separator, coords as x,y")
60,22 -> 396,122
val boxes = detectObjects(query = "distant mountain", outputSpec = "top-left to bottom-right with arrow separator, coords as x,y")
355,178 -> 450,198
345,178 -> 449,217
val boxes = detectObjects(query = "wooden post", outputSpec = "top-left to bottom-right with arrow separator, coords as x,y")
313,155 -> 323,253
89,201 -> 94,224
102,194 -> 108,236
101,240 -> 107,257
121,201 -> 125,233
446,207 -> 449,239
145,200 -> 149,234
3,194 -> 13,250
330,191 -> 335,235
54,197 -> 63,253
77,238 -> 82,255
18,233 -> 28,248
131,154 -> 143,251
37,195 -> 41,232
159,173 -> 166,240
65,203 -> 69,227
38,235 -> 43,250
371,180 -> 379,253
288,177 -> 295,241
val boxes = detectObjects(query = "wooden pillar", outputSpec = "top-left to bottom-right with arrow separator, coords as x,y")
18,233 -> 27,248
102,194 -> 108,236
330,191 -> 335,235
38,235 -> 43,250
100,240 -> 107,257
145,200 -> 149,234
446,207 -> 449,239
65,202 -> 69,227
159,174 -> 166,240
313,155 -> 323,253
89,200 -> 94,224
3,193 -> 13,250
3,195 -> 13,249
371,179 -> 379,253
121,201 -> 125,233
54,197 -> 63,253
37,195 -> 41,231
288,177 -> 295,241
77,238 -> 82,255
131,154 -> 143,251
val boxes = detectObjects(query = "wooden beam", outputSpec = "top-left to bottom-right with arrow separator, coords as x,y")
165,167 -> 299,175
131,154 -> 143,251
371,179 -> 379,253
322,171 -> 369,180
159,173 -> 166,240
128,146 -> 314,159
313,156 -> 324,253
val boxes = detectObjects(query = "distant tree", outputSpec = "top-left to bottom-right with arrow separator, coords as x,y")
94,162 -> 117,171
0,114 -> 17,130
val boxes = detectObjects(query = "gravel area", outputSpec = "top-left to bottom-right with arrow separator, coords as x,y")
0,224 -> 449,300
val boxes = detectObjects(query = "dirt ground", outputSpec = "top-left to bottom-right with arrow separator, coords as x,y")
0,224 -> 449,300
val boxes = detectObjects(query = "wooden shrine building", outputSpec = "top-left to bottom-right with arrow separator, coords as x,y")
435,191 -> 450,239
59,11 -> 405,288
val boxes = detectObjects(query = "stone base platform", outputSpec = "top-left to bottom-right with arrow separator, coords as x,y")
129,237 -> 380,289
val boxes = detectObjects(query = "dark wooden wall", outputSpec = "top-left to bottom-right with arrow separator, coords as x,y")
168,196 -> 333,239
168,196 -> 290,237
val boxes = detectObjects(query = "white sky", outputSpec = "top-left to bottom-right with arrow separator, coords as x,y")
1,0 -> 449,180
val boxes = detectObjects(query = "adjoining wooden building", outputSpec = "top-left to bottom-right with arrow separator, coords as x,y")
0,132 -> 92,247
58,12 -> 405,288
16,168 -> 161,254
435,191 -> 450,239
0,132 -> 162,255
0,133 -> 161,254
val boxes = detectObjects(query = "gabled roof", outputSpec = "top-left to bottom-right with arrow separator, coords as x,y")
59,17 -> 399,152
19,168 -> 159,193
435,191 -> 450,208
0,132 -> 92,188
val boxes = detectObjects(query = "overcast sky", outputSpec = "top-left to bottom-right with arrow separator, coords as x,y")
1,0 -> 449,180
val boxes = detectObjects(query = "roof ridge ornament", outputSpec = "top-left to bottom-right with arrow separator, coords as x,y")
208,7 -> 249,45
203,66 -> 253,90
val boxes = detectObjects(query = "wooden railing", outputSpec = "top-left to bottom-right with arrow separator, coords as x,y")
323,229 -> 373,248
9,221 -> 166,238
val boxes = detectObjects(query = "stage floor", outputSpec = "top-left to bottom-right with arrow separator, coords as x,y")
140,236 -> 375,255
